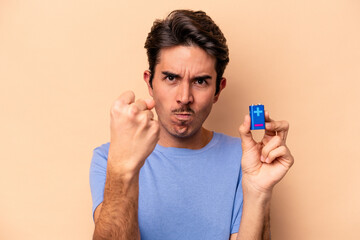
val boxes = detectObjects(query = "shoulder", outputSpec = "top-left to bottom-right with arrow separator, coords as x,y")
213,132 -> 241,147
90,142 -> 110,170
92,142 -> 110,158
211,132 -> 242,158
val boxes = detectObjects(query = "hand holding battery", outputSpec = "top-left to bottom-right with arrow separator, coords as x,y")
238,106 -> 294,196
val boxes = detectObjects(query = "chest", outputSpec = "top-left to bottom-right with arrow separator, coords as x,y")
137,154 -> 240,239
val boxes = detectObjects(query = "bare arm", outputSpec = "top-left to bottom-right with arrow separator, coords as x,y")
229,188 -> 271,240
235,182 -> 271,240
93,91 -> 159,240
93,170 -> 141,239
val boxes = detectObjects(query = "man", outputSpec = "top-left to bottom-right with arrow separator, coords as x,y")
90,10 -> 294,240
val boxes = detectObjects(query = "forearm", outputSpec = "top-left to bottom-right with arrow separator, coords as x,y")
237,186 -> 271,240
93,168 -> 141,240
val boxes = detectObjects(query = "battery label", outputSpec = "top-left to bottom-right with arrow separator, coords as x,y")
249,104 -> 265,130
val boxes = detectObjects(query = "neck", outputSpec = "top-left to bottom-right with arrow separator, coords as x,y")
158,127 -> 213,149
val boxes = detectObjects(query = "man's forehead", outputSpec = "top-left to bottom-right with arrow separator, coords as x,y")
155,45 -> 216,74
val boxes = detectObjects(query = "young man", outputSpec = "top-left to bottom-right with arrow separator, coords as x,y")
90,10 -> 294,240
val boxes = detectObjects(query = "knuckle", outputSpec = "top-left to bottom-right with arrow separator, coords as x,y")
281,145 -> 287,152
121,90 -> 135,100
290,154 -> 295,166
268,151 -> 275,160
111,100 -> 121,110
277,146 -> 287,157
275,135 -> 282,143
129,104 -> 139,114
136,98 -> 145,105
137,112 -> 148,123
110,102 -> 122,116
283,121 -> 290,129
135,99 -> 147,111
261,147 -> 268,156
117,91 -> 135,106
238,124 -> 245,133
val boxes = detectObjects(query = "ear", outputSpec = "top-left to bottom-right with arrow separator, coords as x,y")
213,77 -> 226,103
143,70 -> 153,97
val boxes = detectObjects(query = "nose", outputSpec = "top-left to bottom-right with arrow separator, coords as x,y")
176,81 -> 193,105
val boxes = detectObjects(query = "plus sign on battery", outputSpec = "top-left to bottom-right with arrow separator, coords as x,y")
254,107 -> 263,117
249,104 -> 265,130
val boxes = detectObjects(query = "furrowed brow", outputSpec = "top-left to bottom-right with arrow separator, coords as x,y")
194,75 -> 212,81
162,71 -> 181,78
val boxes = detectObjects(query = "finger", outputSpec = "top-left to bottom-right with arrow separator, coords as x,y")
145,109 -> 154,120
111,91 -> 135,117
136,110 -> 155,123
264,111 -> 275,136
265,120 -> 289,142
144,99 -> 155,110
264,111 -> 271,122
118,91 -> 135,105
149,120 -> 160,136
265,146 -> 289,164
261,135 -> 282,162
239,114 -> 255,149
134,99 -> 148,111
265,120 -> 289,133
264,111 -> 289,142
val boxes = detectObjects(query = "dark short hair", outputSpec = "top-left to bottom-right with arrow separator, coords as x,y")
144,10 -> 229,95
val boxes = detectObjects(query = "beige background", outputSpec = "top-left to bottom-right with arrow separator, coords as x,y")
1,0 -> 359,239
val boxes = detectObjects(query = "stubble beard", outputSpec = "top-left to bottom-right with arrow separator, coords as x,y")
158,116 -> 200,139
160,110 -> 212,141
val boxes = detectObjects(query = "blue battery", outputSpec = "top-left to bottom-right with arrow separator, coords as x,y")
249,104 -> 265,130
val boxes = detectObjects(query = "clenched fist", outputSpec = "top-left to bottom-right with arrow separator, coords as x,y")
108,91 -> 160,177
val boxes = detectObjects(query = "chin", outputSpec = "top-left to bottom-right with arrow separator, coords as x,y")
171,125 -> 200,139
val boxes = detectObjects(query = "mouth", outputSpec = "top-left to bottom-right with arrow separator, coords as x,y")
174,112 -> 193,121
171,106 -> 195,123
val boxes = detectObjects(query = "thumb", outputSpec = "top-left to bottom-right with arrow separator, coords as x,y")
239,114 -> 256,149
144,99 -> 155,110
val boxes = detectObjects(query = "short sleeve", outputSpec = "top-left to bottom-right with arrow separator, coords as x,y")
230,162 -> 243,234
89,143 -> 110,221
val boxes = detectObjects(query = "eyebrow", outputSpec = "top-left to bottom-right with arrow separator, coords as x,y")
162,71 -> 181,78
161,71 -> 212,81
194,75 -> 212,81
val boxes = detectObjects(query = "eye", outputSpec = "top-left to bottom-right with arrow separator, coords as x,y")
166,75 -> 175,81
165,74 -> 175,82
195,79 -> 207,85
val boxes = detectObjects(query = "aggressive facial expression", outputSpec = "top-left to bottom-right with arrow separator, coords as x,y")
144,45 -> 225,143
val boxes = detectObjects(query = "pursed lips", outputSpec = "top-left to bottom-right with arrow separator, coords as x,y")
173,112 -> 193,121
